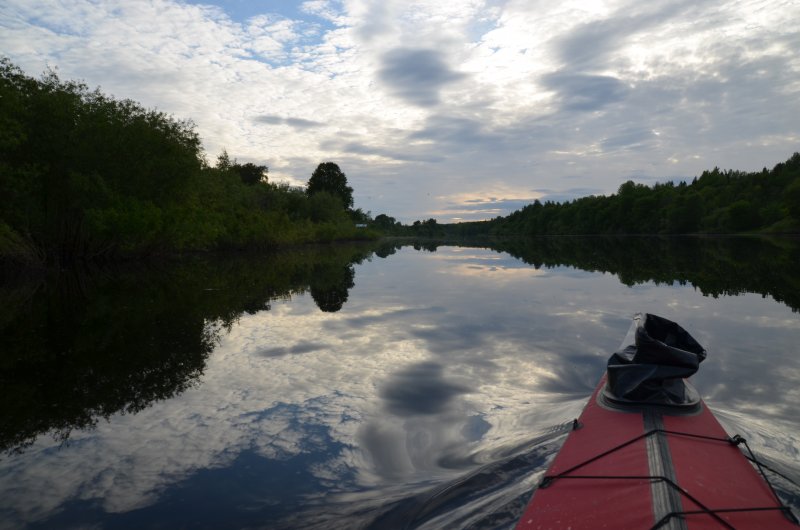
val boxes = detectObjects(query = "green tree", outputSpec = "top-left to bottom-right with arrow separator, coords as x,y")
667,192 -> 703,233
0,59 -> 202,263
307,162 -> 353,209
232,162 -> 268,186
410,218 -> 444,237
307,191 -> 346,223
786,178 -> 800,220
373,213 -> 397,231
350,208 -> 371,224
216,149 -> 232,170
724,200 -> 761,232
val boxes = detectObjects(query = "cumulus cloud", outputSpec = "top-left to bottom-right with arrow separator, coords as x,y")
378,48 -> 467,107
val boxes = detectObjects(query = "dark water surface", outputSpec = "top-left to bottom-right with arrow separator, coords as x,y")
1,237 -> 799,529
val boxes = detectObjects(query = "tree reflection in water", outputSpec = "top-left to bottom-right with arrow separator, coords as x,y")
0,244 -> 377,455
1,236 -> 797,456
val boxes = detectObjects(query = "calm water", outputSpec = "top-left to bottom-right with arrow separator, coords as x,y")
1,238 -> 799,529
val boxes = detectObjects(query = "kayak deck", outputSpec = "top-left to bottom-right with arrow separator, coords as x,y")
516,377 -> 797,529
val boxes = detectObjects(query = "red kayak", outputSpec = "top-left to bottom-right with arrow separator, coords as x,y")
517,314 -> 798,530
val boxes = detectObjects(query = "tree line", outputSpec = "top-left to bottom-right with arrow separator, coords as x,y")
426,153 -> 800,238
0,58 -> 377,268
4,57 -> 798,265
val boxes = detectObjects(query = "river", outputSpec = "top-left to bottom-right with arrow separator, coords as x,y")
1,237 -> 798,529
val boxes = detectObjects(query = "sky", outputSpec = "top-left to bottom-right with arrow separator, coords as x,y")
1,0 -> 799,223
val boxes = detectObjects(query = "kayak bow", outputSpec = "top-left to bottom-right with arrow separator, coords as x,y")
516,313 -> 798,530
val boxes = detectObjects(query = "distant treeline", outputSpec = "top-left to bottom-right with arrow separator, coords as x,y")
0,59 -> 376,267
403,153 -> 800,238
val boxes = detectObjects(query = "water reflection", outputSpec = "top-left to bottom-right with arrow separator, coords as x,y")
0,244 -> 375,456
380,361 -> 471,416
493,236 -> 800,311
310,260 -> 356,312
0,237 -> 798,529
0,270 -> 213,456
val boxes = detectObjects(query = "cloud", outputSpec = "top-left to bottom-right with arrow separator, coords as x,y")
378,48 -> 467,107
551,0 -> 711,70
552,16 -> 632,71
434,198 -> 542,222
254,115 -> 324,129
534,187 -> 608,203
353,0 -> 395,42
409,114 -> 493,146
600,126 -> 657,152
320,139 -> 445,163
430,186 -> 547,221
542,71 -> 629,111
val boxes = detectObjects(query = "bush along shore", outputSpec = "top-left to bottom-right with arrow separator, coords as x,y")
0,58 -> 378,269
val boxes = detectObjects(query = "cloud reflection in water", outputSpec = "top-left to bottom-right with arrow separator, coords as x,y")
1,245 -> 799,528
380,362 -> 471,416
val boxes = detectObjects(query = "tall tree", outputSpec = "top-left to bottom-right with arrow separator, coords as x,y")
232,162 -> 268,185
307,162 -> 353,209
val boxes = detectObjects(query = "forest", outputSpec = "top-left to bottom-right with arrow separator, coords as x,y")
435,152 -> 800,238
0,59 -> 376,268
